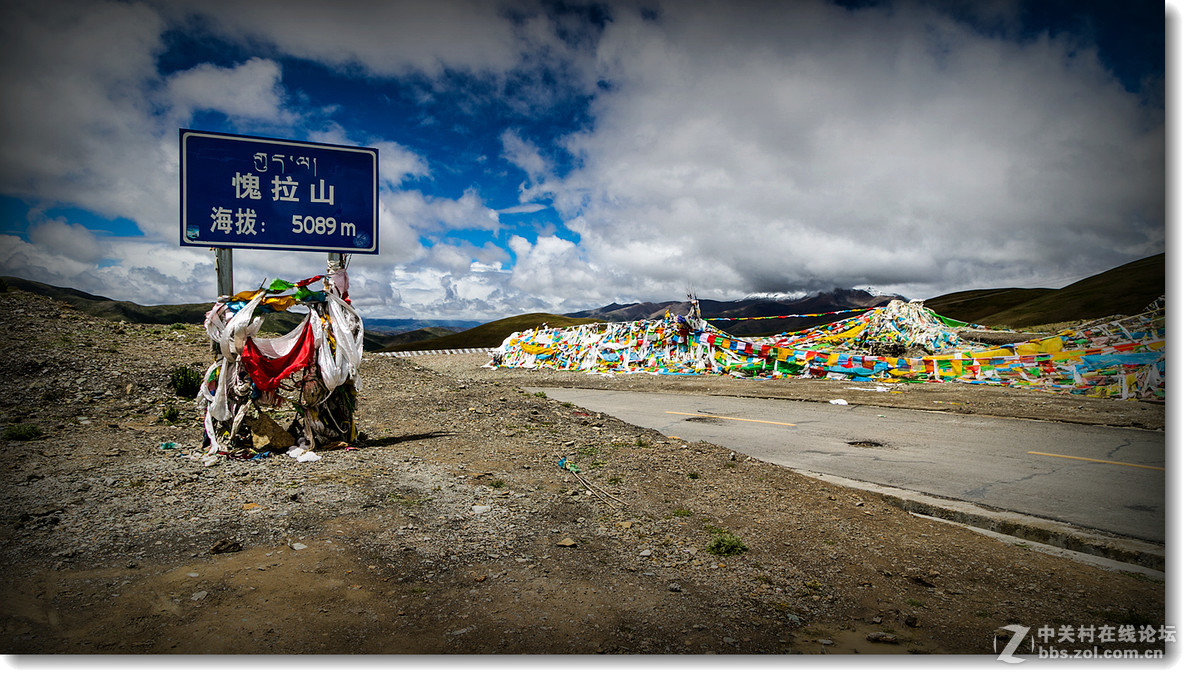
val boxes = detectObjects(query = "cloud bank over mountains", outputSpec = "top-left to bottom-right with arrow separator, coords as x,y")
0,0 -> 1166,319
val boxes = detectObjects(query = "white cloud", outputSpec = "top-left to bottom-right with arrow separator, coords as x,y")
535,0 -> 1165,301
383,188 -> 502,237
29,220 -> 103,264
498,203 -> 548,214
165,58 -> 294,124
168,0 -> 532,78
0,0 -> 170,225
501,129 -> 549,181
372,141 -> 430,188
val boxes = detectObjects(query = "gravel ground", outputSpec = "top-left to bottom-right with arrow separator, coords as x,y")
0,288 -> 1169,656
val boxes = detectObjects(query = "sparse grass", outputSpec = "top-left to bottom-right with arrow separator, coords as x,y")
687,472 -> 700,479
160,406 -> 181,423
588,460 -> 606,469
2,423 -> 43,441
607,476 -> 622,485
387,493 -> 431,508
706,532 -> 748,557
635,437 -> 650,448
534,391 -> 547,398
905,598 -> 925,608
488,479 -> 506,489
169,365 -> 202,397
672,508 -> 692,517
803,579 -> 823,591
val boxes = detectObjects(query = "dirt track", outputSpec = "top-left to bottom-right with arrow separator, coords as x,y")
0,289 -> 1170,656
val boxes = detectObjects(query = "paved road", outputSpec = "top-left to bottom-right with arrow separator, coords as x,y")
529,387 -> 1166,543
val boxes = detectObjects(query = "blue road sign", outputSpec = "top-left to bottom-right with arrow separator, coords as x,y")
180,130 -> 378,254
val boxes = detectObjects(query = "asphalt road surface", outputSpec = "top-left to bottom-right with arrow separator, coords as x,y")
529,387 -> 1166,543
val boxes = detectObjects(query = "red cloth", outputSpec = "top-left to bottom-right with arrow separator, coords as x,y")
241,325 -> 316,393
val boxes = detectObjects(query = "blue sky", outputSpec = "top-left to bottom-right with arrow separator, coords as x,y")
0,0 -> 1170,320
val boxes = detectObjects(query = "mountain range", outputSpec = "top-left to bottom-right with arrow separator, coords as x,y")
1,252 -> 1165,352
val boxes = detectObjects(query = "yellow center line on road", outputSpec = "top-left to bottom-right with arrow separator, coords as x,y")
1027,451 -> 1164,471
665,411 -> 796,427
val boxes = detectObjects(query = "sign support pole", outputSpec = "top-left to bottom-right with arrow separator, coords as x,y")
215,248 -> 234,298
327,252 -> 346,295
327,252 -> 346,274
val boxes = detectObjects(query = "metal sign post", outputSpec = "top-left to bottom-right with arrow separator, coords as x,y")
215,248 -> 234,298
327,251 -> 346,285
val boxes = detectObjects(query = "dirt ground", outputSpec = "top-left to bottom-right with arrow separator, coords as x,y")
0,289 -> 1170,658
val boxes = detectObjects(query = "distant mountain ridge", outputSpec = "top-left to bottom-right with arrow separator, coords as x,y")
376,313 -> 602,353
924,253 -> 1164,328
2,252 -> 1165,351
0,275 -> 215,325
564,288 -> 898,336
0,276 -> 453,352
363,318 -> 482,334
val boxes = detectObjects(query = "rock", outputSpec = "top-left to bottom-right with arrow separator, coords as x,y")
290,542 -> 308,550
668,583 -> 682,593
191,590 -> 208,601
639,549 -> 652,557
247,412 -> 294,452
471,505 -> 492,515
866,632 -> 899,644
209,539 -> 242,554
556,538 -> 576,547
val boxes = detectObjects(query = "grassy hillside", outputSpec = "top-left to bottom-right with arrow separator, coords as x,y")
376,327 -> 458,349
379,313 -> 602,352
1,275 -> 398,350
2,276 -> 214,324
983,253 -> 1164,328
923,288 -> 1055,324
925,253 -> 1164,328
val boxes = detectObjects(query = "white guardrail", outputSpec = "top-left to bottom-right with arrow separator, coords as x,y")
377,348 -> 493,358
